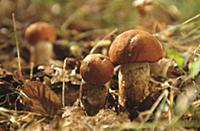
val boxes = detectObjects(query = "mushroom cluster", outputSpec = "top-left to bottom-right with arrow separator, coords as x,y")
80,54 -> 114,115
108,29 -> 163,114
25,22 -> 56,65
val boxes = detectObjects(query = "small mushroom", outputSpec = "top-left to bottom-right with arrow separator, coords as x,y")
25,22 -> 56,65
108,30 -> 163,113
80,54 -> 114,115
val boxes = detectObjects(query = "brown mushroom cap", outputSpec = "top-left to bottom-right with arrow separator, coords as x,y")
80,54 -> 114,85
25,22 -> 56,44
109,29 -> 163,65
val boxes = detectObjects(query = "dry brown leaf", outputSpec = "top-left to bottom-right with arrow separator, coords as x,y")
22,81 -> 61,117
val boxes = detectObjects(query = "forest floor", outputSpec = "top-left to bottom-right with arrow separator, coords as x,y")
0,0 -> 200,130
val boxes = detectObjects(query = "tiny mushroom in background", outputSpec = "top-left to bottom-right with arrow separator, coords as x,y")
108,29 -> 163,114
80,54 -> 114,115
25,22 -> 56,65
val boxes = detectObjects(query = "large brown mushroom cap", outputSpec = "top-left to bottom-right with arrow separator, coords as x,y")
25,22 -> 56,44
109,30 -> 163,65
80,54 -> 114,85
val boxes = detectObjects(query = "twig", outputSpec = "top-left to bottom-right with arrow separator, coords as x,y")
62,58 -> 68,107
137,90 -> 169,130
12,13 -> 23,79
154,13 -> 200,45
168,84 -> 174,123
61,4 -> 89,31
0,107 -> 45,117
182,13 -> 200,25
73,28 -> 111,40
89,28 -> 118,54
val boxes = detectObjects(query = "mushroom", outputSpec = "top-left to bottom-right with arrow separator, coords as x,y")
80,54 -> 114,115
108,29 -> 163,113
25,22 -> 56,65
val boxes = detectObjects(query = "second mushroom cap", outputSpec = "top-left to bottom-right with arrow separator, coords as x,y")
80,54 -> 114,85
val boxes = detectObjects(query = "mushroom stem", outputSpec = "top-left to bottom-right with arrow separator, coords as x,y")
34,41 -> 54,65
80,82 -> 108,115
118,62 -> 150,109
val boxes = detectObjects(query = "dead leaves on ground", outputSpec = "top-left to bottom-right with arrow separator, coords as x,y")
21,81 -> 62,117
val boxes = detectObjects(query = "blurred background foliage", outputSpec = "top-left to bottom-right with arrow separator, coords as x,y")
1,0 -> 200,30
0,0 -> 200,77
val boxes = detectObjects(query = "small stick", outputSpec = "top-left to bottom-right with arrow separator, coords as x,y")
61,5 -> 89,31
89,28 -> 118,54
62,58 -> 68,107
137,90 -> 169,130
12,13 -> 23,79
168,85 -> 174,123
182,13 -> 200,25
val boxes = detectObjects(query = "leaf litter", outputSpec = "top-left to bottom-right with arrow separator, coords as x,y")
0,0 -> 200,130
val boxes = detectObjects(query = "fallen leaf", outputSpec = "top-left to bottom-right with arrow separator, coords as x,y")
21,81 -> 61,117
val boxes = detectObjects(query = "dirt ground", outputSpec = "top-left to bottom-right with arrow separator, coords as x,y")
0,0 -> 200,130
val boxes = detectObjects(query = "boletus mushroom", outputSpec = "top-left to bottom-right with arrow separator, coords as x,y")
108,29 -> 163,113
25,22 -> 56,65
80,54 -> 114,115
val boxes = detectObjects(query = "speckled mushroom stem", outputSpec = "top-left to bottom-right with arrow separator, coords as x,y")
80,82 -> 108,115
34,41 -> 54,65
118,62 -> 150,110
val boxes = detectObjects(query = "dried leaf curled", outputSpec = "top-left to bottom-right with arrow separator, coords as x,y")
22,81 -> 61,117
